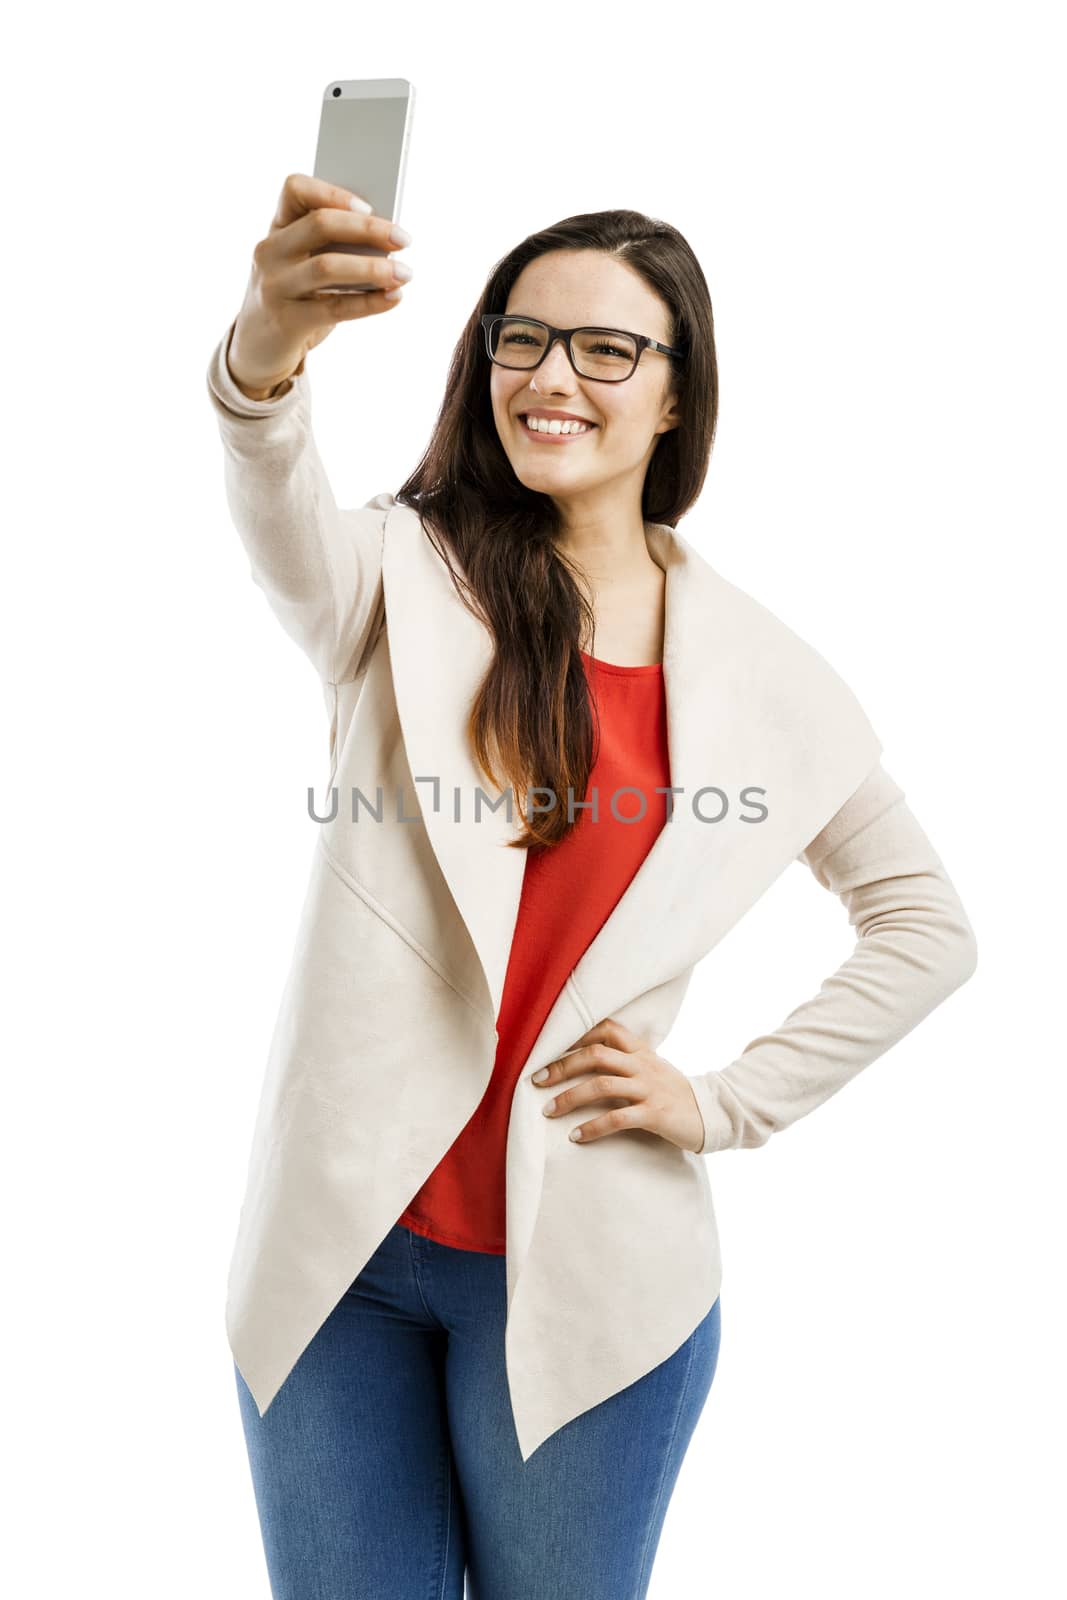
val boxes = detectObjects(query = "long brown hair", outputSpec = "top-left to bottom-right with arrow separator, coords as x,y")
394,208 -> 719,849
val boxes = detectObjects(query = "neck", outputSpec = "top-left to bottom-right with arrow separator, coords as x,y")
552,520 -> 656,592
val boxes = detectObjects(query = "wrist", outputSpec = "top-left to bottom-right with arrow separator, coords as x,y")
224,321 -> 305,402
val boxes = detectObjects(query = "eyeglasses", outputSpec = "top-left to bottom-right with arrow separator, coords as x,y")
480,314 -> 686,384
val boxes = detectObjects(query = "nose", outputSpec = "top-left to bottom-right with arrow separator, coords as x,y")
532,335 -> 578,392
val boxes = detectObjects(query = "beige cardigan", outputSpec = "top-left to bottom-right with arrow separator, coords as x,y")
206,316 -> 978,1461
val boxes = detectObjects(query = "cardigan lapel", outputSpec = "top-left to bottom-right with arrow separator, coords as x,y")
381,503 -> 528,1025
567,520 -> 884,1031
381,501 -> 882,1044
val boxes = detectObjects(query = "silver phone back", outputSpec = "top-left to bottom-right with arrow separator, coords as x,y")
312,77 -> 415,293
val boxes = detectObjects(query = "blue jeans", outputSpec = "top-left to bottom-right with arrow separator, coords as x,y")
235,1221 -> 721,1599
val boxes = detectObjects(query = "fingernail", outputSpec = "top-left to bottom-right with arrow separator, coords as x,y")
542,1098 -> 556,1117
390,223 -> 413,246
569,1128 -> 583,1141
349,195 -> 373,213
391,261 -> 413,281
532,1068 -> 549,1083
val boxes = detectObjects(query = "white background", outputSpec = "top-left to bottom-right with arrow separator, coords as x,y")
6,2 -> 1062,1595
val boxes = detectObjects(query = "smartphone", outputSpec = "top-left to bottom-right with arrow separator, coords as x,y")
311,77 -> 415,294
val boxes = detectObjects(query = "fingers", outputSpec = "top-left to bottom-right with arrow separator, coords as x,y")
282,203 -> 408,266
531,1031 -> 641,1088
541,1073 -> 638,1120
529,1018 -> 690,1150
283,285 -> 404,337
320,286 -> 406,319
274,171 -> 373,229
256,173 -> 412,317
569,1016 -> 646,1057
595,1017 -> 646,1052
288,247 -> 409,301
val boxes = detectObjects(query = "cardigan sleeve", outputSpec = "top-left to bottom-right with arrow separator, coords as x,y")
687,762 -> 978,1155
205,315 -> 388,686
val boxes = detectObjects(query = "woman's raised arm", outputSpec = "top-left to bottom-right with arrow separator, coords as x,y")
204,173 -> 411,684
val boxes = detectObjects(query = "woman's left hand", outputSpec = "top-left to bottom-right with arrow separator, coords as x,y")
532,1017 -> 705,1154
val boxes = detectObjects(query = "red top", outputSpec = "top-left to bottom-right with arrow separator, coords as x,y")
398,647 -> 670,1253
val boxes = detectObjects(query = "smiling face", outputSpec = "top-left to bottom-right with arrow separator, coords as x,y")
489,250 -> 681,530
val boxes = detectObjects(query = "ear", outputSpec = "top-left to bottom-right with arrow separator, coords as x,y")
657,396 -> 683,433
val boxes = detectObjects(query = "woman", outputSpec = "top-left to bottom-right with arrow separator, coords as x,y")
207,174 -> 977,1598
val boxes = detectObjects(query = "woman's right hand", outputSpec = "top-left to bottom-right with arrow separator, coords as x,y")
227,172 -> 412,400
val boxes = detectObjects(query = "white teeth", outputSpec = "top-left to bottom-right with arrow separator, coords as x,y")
523,415 -> 592,435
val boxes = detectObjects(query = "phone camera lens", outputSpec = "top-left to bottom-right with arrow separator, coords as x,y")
331,86 -> 341,98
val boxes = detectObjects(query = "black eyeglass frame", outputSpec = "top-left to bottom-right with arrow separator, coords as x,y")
480,314 -> 686,384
